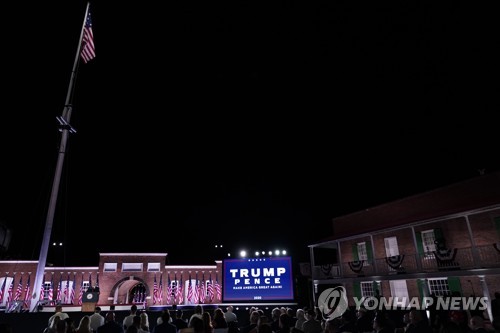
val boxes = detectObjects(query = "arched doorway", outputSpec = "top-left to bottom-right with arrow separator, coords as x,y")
129,283 -> 147,303
110,277 -> 150,305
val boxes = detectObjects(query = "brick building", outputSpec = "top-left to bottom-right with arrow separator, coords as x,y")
0,253 -> 222,311
308,171 -> 500,320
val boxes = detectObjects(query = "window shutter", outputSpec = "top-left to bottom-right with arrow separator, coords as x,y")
494,217 -> 500,237
417,279 -> 427,302
353,282 -> 361,299
416,232 -> 424,255
448,277 -> 463,296
434,228 -> 444,247
366,240 -> 373,263
372,281 -> 378,296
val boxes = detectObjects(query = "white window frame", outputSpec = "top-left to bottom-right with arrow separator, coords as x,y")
104,263 -> 118,272
427,277 -> 450,296
147,263 -> 161,272
385,236 -> 400,272
122,263 -> 143,272
360,281 -> 374,298
357,242 -> 369,266
384,237 -> 399,257
389,280 -> 409,306
422,230 -> 436,259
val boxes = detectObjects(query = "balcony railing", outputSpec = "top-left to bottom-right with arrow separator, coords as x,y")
477,244 -> 500,268
312,244 -> 500,280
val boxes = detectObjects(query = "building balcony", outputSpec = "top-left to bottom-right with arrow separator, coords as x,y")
312,244 -> 500,280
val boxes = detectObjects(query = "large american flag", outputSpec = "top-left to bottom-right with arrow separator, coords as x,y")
80,9 -> 96,63
14,276 -> 23,301
152,274 -> 158,305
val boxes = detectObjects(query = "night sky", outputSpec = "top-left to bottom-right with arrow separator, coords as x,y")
1,1 -> 498,267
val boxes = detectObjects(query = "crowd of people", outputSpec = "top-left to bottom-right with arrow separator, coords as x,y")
38,304 -> 241,333
1,297 -> 499,333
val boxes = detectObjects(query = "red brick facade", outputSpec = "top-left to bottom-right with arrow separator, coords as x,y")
309,171 -> 500,320
0,253 -> 222,310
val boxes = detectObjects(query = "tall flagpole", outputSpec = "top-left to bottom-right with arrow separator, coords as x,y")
30,2 -> 91,312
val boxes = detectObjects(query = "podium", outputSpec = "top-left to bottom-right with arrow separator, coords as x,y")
82,292 -> 99,312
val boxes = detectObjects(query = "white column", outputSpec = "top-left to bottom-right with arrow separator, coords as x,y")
478,275 -> 493,322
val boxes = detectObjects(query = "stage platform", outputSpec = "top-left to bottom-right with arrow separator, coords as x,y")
36,301 -> 297,313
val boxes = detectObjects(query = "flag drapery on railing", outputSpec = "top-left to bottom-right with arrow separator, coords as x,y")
23,274 -> 31,308
152,274 -> 158,305
80,7 -> 96,63
14,275 -> 23,301
89,273 -> 92,289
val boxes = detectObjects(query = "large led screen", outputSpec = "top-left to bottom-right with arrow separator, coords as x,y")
223,257 -> 294,301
